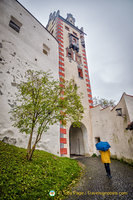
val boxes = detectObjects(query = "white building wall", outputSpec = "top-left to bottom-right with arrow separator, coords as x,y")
91,94 -> 133,163
0,0 -> 60,156
125,95 -> 133,121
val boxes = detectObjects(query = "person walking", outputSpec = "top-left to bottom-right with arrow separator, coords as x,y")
99,149 -> 112,179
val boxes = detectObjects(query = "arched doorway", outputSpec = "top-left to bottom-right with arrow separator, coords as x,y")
69,124 -> 85,156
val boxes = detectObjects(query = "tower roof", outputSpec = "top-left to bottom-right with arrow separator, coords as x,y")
47,10 -> 86,35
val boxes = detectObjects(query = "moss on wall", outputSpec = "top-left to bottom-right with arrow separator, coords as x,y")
112,133 -> 119,143
111,155 -> 133,166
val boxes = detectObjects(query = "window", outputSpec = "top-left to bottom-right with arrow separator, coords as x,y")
95,137 -> 101,144
68,51 -> 72,57
69,34 -> 79,52
73,31 -> 77,36
80,34 -> 85,48
75,53 -> 82,64
43,44 -> 50,56
65,26 -> 69,31
73,38 -> 76,44
78,67 -> 83,79
66,48 -> 73,60
9,16 -> 22,33
43,49 -> 48,55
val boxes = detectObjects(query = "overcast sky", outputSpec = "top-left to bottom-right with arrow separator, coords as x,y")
18,0 -> 133,104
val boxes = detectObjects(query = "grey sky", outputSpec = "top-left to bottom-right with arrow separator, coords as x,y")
18,0 -> 133,104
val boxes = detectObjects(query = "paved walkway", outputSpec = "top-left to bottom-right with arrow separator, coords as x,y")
65,157 -> 133,200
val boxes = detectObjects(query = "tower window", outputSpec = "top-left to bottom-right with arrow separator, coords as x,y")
66,48 -> 73,60
75,53 -> 82,65
80,34 -> 85,48
68,51 -> 71,57
78,67 -> 83,79
73,38 -> 76,44
69,34 -> 79,52
9,16 -> 22,33
73,32 -> 77,36
65,26 -> 69,31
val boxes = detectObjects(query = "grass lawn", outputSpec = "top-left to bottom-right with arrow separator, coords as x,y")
0,141 -> 82,200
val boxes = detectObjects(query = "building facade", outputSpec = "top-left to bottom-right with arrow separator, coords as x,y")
1,0 -> 132,162
46,11 -> 94,157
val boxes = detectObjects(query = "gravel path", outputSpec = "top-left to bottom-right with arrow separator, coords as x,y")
65,156 -> 133,200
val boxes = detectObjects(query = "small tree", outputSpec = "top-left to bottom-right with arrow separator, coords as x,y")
93,96 -> 116,108
10,70 -> 84,160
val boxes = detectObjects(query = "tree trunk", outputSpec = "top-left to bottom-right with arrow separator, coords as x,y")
27,144 -> 36,161
27,132 -> 40,160
26,126 -> 34,159
26,125 -> 45,160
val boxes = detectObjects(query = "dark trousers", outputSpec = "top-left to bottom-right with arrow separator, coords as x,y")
104,163 -> 111,176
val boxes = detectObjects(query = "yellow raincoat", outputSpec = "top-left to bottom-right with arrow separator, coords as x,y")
99,149 -> 111,163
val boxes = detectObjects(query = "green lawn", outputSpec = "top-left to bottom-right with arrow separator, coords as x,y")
0,141 -> 81,200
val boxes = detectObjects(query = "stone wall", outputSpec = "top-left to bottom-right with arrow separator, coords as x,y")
91,93 -> 133,163
0,0 -> 60,156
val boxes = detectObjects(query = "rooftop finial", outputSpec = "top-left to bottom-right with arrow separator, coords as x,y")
66,13 -> 75,25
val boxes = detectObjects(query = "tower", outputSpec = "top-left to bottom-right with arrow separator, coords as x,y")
47,11 -> 94,157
